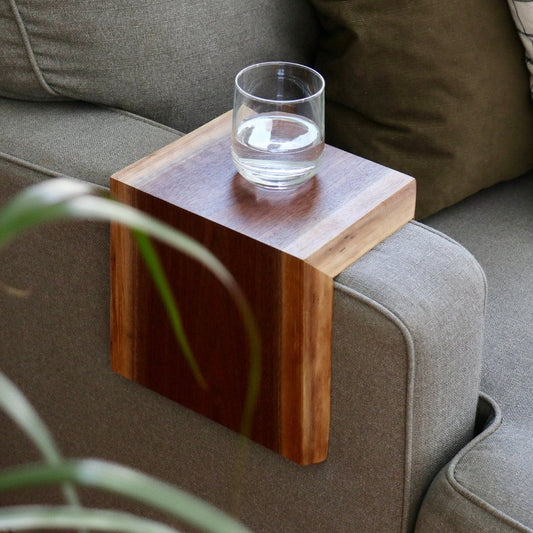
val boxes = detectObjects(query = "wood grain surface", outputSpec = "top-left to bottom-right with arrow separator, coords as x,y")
110,111 -> 415,464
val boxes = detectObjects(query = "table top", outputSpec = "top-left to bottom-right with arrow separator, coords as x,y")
112,110 -> 416,277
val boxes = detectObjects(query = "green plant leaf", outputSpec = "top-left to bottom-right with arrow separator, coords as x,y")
0,506 -> 181,533
0,370 -> 80,508
132,230 -> 207,390
0,178 -> 262,531
0,280 -> 31,298
0,178 -> 95,249
0,460 -> 253,533
0,178 -> 261,433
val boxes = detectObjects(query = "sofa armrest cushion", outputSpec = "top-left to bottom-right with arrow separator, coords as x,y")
0,97 -> 182,189
0,213 -> 488,532
331,221 -> 487,531
309,0 -> 533,218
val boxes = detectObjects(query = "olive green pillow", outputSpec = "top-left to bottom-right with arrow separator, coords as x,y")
310,0 -> 533,218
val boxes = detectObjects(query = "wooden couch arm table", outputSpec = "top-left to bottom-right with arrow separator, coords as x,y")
110,111 -> 415,465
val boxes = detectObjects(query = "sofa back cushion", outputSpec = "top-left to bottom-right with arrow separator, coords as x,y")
0,0 -> 318,132
310,0 -> 533,217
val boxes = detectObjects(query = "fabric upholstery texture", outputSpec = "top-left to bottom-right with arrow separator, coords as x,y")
334,222 -> 486,533
417,172 -> 533,531
0,0 -> 318,133
1,0 -> 532,529
508,0 -> 533,98
0,97 -> 181,189
309,0 -> 533,218
0,97 -> 489,531
0,216 -> 487,532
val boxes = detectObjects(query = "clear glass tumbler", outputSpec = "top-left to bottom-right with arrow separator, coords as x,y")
231,61 -> 325,189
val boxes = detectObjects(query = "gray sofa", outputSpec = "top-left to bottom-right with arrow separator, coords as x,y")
1,0 -> 532,532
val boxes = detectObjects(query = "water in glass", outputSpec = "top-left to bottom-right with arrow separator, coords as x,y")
232,112 -> 324,188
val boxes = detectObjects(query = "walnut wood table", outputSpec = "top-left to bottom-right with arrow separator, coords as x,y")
110,111 -> 415,465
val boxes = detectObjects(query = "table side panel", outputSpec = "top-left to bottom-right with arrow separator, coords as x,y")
112,179 -> 293,453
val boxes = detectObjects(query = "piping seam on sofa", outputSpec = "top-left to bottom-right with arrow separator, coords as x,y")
333,280 -> 416,533
0,151 -> 64,179
442,393 -> 532,532
7,0 -> 63,98
97,104 -> 185,136
411,220 -> 489,313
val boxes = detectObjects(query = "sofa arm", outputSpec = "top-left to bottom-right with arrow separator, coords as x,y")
331,220 -> 487,532
0,177 -> 486,532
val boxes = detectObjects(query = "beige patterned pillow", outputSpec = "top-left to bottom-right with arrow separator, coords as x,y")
508,0 -> 533,97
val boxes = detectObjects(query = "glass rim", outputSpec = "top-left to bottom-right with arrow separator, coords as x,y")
235,61 -> 325,105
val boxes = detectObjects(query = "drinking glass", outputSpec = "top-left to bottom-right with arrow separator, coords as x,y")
231,61 -> 325,189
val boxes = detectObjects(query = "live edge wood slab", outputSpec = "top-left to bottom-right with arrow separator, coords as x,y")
110,110 -> 415,465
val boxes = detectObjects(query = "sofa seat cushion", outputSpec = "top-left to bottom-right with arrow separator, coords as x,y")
0,0 -> 317,133
0,97 -> 182,194
417,173 -> 533,531
309,0 -> 533,218
416,393 -> 533,532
